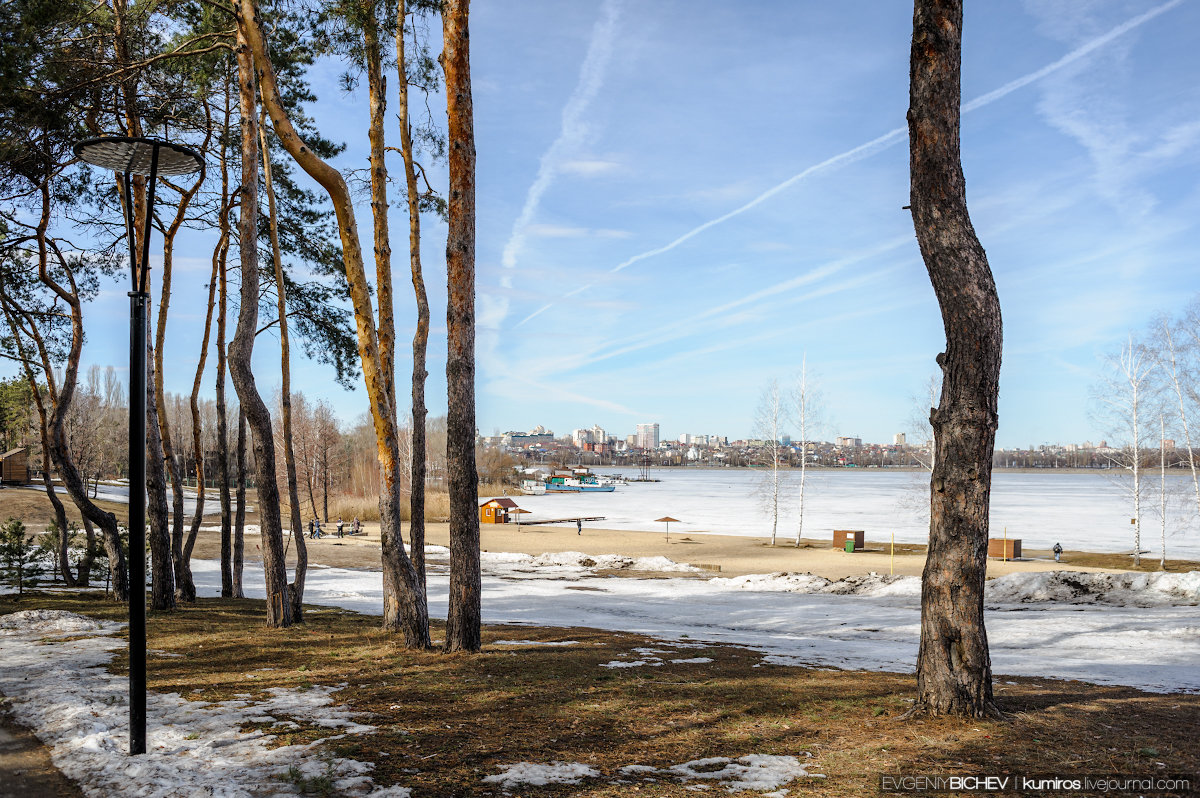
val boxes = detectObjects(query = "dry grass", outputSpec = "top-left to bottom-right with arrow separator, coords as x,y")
3,591 -> 1196,797
0,485 -> 128,529
319,483 -> 513,524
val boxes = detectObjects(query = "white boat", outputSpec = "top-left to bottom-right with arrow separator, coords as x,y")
520,479 -> 547,495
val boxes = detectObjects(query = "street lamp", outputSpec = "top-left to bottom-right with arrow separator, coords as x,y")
72,136 -> 203,756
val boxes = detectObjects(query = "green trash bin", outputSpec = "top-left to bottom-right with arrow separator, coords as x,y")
844,540 -> 855,553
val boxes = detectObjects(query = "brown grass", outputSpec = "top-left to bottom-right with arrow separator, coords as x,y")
2,591 -> 1196,797
316,482 -> 513,524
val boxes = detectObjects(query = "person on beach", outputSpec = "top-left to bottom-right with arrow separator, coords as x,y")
337,517 -> 344,538
576,519 -> 582,536
1053,542 -> 1063,563
352,517 -> 360,535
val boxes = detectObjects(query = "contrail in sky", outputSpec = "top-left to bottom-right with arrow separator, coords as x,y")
516,0 -> 1182,328
479,0 -> 622,333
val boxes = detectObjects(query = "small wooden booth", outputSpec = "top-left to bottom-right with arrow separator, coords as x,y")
833,529 -> 865,551
1,447 -> 29,484
988,538 -> 1021,560
479,497 -> 520,524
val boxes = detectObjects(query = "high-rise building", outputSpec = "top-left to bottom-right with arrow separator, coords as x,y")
591,424 -> 606,445
894,433 -> 906,446
636,423 -> 660,450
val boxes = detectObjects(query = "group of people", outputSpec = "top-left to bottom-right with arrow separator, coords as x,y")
307,517 -> 362,539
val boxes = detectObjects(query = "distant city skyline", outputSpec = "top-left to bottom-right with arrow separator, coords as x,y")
10,1 -> 1200,452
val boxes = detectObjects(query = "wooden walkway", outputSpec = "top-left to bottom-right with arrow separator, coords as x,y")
517,516 -> 607,525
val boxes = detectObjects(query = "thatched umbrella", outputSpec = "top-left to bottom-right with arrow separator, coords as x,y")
655,516 -> 681,542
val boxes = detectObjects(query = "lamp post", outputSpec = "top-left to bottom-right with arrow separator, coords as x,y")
72,136 -> 203,756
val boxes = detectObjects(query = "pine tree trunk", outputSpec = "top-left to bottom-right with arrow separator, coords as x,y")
236,0 -> 427,646
227,27 -> 292,626
907,0 -> 1001,719
234,407 -> 247,600
216,85 -> 234,600
183,252 -> 220,582
260,108 -> 307,621
144,289 -> 176,612
397,0 -> 430,592
441,0 -> 481,653
157,213 -> 194,603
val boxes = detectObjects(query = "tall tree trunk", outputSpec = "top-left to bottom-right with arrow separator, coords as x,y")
184,242 -> 221,585
227,27 -> 291,626
144,300 -> 175,611
234,407 -> 247,599
396,0 -> 430,591
260,106 -> 307,621
236,0 -> 428,646
157,175 -> 203,604
216,89 -> 234,599
906,0 -> 1001,719
441,0 -> 481,653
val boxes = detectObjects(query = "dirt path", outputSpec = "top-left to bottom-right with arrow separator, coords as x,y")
0,710 -> 81,798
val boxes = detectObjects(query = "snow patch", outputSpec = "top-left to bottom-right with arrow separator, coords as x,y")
671,657 -> 714,664
491,639 -> 580,647
719,572 -> 920,598
0,611 -> 401,797
483,761 -> 599,788
669,754 -> 821,791
986,570 -> 1200,606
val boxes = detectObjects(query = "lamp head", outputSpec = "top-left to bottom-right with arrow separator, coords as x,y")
73,136 -> 203,177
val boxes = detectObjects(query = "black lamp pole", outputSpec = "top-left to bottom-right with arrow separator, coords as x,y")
72,136 -> 202,756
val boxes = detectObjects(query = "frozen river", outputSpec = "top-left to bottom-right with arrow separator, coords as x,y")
511,468 -> 1200,561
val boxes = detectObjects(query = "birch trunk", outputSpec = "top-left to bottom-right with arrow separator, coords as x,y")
441,0 -> 481,653
907,0 -> 1001,719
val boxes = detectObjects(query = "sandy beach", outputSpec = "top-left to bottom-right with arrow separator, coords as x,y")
196,520 -> 1151,579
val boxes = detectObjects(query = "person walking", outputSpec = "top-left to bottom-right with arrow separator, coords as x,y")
1053,542 -> 1063,563
314,519 -> 323,539
337,517 -> 344,538
576,519 -> 582,536
308,518 -> 315,539
352,517 -> 361,535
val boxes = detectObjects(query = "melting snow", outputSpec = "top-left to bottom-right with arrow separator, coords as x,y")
0,611 -> 406,797
482,761 -> 600,788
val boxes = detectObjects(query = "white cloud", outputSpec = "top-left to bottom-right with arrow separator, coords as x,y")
560,158 -> 622,176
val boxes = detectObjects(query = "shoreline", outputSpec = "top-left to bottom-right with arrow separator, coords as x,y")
190,521 -> 1197,581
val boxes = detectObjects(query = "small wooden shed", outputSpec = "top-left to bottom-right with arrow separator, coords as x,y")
1,447 -> 29,484
479,497 -> 520,524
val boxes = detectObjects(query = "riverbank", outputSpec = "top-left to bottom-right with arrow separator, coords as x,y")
188,520 -> 1196,579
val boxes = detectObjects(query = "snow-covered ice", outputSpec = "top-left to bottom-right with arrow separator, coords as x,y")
511,468 -> 1200,559
0,610 -> 407,797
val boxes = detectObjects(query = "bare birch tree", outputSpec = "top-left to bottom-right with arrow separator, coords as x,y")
792,356 -> 822,547
1093,336 -> 1160,567
753,379 -> 787,546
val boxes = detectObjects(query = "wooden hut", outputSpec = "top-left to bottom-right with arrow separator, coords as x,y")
479,497 -> 519,524
1,447 -> 29,484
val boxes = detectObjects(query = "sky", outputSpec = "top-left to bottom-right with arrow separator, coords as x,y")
14,0 -> 1200,449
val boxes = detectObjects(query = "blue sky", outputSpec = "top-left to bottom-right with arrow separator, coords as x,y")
18,0 -> 1200,449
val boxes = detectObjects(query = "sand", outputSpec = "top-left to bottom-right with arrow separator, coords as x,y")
204,521 -> 1140,580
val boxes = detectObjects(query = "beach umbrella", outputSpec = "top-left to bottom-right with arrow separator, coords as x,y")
511,508 -> 532,528
655,516 -> 681,542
